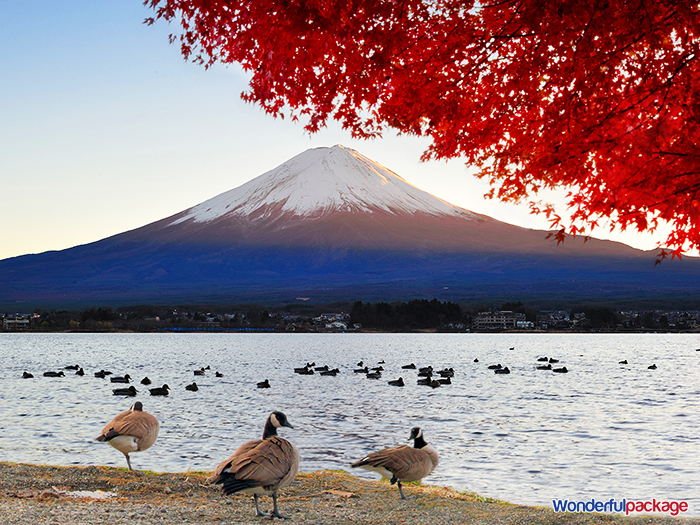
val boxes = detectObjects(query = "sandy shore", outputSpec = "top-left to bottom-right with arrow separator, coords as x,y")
0,462 -> 697,524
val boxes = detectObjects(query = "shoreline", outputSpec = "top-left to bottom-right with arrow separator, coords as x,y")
1,463 -> 697,524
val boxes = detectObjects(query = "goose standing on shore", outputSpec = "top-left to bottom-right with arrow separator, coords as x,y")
96,401 -> 159,473
351,427 -> 438,500
210,411 -> 299,519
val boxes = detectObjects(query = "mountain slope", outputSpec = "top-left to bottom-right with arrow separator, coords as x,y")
1,145 -> 698,310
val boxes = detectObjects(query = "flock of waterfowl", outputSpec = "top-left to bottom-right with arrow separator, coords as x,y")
21,364 -> 218,396
19,349 -> 666,519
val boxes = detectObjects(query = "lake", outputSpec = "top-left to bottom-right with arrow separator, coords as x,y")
1,332 -> 698,515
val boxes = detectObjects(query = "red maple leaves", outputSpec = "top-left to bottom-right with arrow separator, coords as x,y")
145,0 -> 700,255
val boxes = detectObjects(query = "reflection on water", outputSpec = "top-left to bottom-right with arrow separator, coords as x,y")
1,332 -> 699,515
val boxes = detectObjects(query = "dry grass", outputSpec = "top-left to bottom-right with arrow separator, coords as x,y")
0,463 -> 697,525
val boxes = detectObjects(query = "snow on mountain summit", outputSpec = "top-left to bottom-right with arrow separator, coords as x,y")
170,145 -> 473,225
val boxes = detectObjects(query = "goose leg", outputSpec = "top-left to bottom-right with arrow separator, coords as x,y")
125,454 -> 143,476
397,481 -> 415,500
253,494 -> 271,518
271,492 -> 291,519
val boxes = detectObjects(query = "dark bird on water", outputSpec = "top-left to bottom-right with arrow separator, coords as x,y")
110,374 -> 131,384
553,367 -> 569,373
256,379 -> 270,388
185,382 -> 199,392
351,427 -> 439,500
140,377 -> 152,385
96,401 -> 159,472
22,371 -> 34,379
75,368 -> 85,376
210,411 -> 299,519
487,364 -> 502,370
320,368 -> 340,376
149,384 -> 170,396
537,364 -> 552,370
401,363 -> 416,369
494,367 -> 511,374
648,364 -> 657,370
43,371 -> 65,377
619,360 -> 628,365
215,371 -> 224,377
113,386 -> 138,396
388,377 -> 405,387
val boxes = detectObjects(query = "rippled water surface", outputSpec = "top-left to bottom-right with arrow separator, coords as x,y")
1,332 -> 699,514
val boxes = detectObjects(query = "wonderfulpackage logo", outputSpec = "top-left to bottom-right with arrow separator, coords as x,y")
552,498 -> 689,516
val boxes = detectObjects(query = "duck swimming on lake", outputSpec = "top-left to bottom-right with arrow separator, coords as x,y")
256,379 -> 270,388
149,384 -> 170,396
113,386 -> 138,396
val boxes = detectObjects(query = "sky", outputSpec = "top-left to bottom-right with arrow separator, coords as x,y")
0,1 -> 678,261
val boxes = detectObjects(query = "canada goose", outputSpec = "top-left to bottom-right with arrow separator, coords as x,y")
22,371 -> 34,379
366,371 -> 382,379
388,377 -> 405,387
549,358 -> 560,363
140,377 -> 152,385
149,384 -> 170,396
110,374 -> 131,383
215,371 -> 224,377
185,382 -> 199,392
494,367 -> 511,374
648,364 -> 657,370
75,368 -> 85,376
96,401 -> 159,472
354,366 -> 369,373
351,427 -> 438,500
537,364 -> 552,370
487,364 -> 502,370
43,371 -> 65,377
553,367 -> 569,373
619,360 -> 628,365
537,357 -> 549,362
113,386 -> 138,396
320,368 -> 340,376
211,411 -> 299,519
401,363 -> 416,369
194,368 -> 205,376
256,379 -> 270,388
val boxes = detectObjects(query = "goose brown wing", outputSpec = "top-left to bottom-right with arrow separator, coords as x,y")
357,445 -> 434,482
99,410 -> 158,444
232,437 -> 298,487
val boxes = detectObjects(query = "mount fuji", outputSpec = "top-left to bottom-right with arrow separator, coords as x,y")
1,145 -> 699,309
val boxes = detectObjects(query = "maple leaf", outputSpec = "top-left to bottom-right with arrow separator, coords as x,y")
144,0 -> 700,254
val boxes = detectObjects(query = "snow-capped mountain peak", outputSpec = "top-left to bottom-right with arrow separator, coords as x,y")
170,145 -> 472,225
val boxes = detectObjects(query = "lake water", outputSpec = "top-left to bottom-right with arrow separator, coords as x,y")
1,332 -> 698,515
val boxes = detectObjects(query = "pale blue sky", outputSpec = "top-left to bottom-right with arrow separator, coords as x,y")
0,1 -> 672,261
